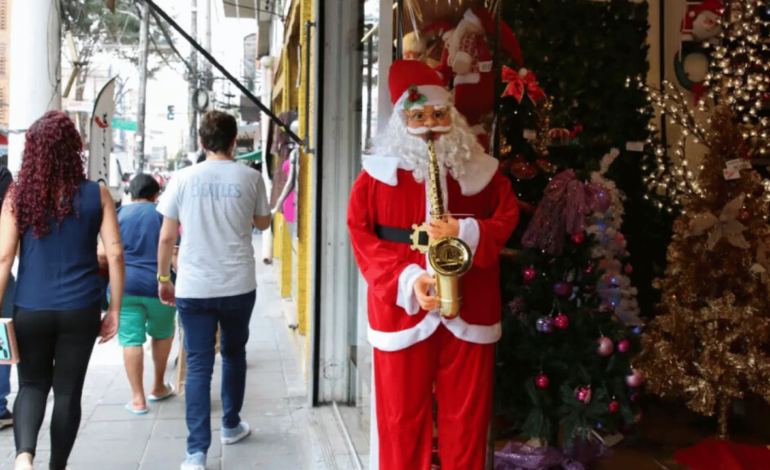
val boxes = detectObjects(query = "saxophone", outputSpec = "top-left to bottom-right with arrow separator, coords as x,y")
422,136 -> 473,319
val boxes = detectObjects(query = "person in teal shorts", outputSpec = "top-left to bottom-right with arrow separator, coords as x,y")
102,174 -> 177,414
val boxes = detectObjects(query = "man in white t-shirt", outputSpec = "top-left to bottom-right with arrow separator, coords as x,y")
156,111 -> 271,470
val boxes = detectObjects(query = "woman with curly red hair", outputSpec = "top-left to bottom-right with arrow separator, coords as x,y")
0,110 -> 126,470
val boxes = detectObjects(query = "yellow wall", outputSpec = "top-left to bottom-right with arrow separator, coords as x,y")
272,0 -> 316,345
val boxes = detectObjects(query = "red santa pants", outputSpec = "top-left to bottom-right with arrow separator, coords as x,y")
373,324 -> 494,470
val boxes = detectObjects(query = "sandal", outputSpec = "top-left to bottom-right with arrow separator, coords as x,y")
125,403 -> 149,415
148,382 -> 175,402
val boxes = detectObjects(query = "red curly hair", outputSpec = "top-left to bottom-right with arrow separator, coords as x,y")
14,110 -> 87,239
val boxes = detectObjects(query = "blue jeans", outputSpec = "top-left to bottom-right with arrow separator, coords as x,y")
177,290 -> 256,455
0,274 -> 16,412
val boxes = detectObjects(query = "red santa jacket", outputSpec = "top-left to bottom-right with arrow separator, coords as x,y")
347,154 -> 519,351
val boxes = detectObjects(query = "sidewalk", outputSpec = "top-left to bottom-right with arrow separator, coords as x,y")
0,235 -> 309,469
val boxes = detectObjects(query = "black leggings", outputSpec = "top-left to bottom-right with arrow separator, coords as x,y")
13,304 -> 101,470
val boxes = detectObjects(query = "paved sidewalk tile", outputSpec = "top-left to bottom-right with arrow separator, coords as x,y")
0,235 -> 311,469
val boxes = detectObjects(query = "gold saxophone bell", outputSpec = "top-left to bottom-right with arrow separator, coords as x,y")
424,136 -> 474,319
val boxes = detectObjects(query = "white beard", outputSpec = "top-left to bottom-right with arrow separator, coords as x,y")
692,11 -> 721,41
369,107 -> 485,183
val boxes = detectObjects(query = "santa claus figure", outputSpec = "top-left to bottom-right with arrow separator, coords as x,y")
438,7 -> 523,152
400,31 -> 427,61
347,60 -> 519,470
683,0 -> 724,42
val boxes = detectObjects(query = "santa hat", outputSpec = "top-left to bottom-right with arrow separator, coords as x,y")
683,0 -> 724,30
469,7 -> 524,69
422,21 -> 456,43
389,59 -> 452,110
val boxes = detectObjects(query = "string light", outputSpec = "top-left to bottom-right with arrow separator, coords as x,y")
634,0 -> 770,212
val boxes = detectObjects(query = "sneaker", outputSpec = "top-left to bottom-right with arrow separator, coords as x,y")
0,410 -> 12,428
180,452 -> 206,470
221,421 -> 250,445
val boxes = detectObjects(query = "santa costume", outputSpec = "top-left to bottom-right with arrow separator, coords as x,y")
347,60 -> 519,470
437,7 -> 524,152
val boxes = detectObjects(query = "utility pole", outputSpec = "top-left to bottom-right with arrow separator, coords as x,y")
8,0 -> 61,174
188,0 -> 199,153
204,0 -> 212,90
135,0 -> 151,174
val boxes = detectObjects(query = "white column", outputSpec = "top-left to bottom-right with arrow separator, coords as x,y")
8,0 -> 61,173
260,55 -> 275,263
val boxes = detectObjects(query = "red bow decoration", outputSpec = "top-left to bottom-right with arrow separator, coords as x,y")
570,124 -> 583,139
502,67 -> 547,104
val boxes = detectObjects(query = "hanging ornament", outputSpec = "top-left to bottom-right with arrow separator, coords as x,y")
523,267 -> 537,283
624,264 -> 634,274
510,154 -> 539,180
626,369 -> 645,388
617,339 -> 631,353
570,232 -> 586,244
614,233 -> 625,244
584,263 -> 595,274
508,296 -> 525,317
536,316 -> 554,333
554,314 -> 569,329
535,374 -> 550,389
608,399 -> 620,414
575,385 -> 592,403
597,336 -> 615,356
553,282 -> 573,298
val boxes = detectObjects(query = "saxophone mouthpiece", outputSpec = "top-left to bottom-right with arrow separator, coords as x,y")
425,131 -> 436,143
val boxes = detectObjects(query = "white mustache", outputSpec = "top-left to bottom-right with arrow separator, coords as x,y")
406,125 -> 452,135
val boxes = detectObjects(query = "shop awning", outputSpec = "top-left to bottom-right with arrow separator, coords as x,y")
236,149 -> 262,161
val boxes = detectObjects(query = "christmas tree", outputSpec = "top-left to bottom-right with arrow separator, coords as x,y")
501,0 -> 673,317
635,0 -> 770,439
496,96 -> 643,445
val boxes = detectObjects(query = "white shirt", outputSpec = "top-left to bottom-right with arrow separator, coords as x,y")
157,160 -> 270,298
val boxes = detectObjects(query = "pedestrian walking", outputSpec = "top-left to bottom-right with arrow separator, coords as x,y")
156,111 -> 271,470
103,174 -> 176,414
0,163 -> 15,431
0,110 -> 125,470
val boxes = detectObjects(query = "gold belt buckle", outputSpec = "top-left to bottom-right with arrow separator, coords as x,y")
410,223 -> 430,253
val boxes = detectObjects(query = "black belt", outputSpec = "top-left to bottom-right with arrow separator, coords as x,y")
375,224 -> 429,246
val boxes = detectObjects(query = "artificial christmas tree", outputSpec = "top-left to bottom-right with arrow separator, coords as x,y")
635,0 -> 770,465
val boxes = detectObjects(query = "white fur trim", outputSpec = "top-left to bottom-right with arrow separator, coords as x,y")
395,85 -> 453,112
362,155 -> 403,186
463,9 -> 483,29
397,264 -> 428,315
368,311 -> 501,351
457,151 -> 498,196
455,72 -> 481,85
458,218 -> 480,256
368,313 -> 442,352
470,124 -> 485,135
442,315 -> 502,344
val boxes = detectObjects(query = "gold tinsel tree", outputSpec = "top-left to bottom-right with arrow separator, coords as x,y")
634,0 -> 770,438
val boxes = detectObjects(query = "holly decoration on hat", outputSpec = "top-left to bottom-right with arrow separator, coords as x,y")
404,85 -> 427,110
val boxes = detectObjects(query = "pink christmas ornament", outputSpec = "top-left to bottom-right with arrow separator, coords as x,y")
575,386 -> 592,403
608,399 -> 620,413
570,232 -> 586,244
626,369 -> 645,388
535,374 -> 550,389
523,267 -> 536,282
624,264 -> 634,274
597,336 -> 615,356
615,233 -> 625,243
617,339 -> 631,353
554,314 -> 569,329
